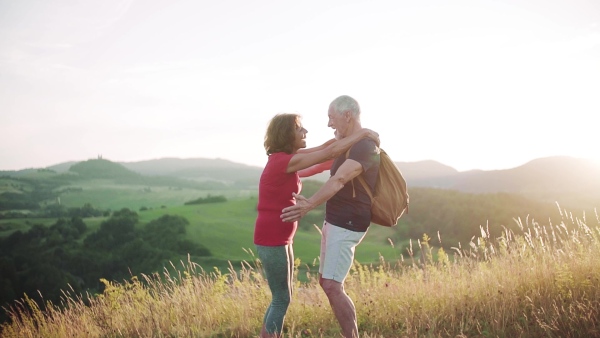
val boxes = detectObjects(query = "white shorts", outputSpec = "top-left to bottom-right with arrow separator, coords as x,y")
319,221 -> 367,283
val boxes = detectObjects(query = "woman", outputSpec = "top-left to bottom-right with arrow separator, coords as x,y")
254,113 -> 378,337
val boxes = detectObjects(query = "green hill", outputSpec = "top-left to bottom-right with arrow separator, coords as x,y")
69,159 -> 141,179
1,171 -> 595,330
1,156 -> 598,330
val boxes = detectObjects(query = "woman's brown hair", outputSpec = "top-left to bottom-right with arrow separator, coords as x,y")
264,113 -> 300,155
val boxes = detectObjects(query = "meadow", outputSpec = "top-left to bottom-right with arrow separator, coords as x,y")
1,205 -> 599,337
2,168 -> 600,337
55,178 -> 257,211
1,178 -> 400,274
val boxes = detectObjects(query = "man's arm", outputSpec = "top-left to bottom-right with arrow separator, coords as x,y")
297,138 -> 336,154
297,130 -> 340,155
286,129 -> 378,174
281,159 -> 363,222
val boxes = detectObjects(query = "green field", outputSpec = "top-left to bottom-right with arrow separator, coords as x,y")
5,160 -> 600,336
1,182 -> 405,276
53,180 -> 405,269
56,178 -> 257,210
136,198 -> 403,272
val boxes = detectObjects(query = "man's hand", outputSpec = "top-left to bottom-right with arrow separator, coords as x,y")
281,193 -> 312,222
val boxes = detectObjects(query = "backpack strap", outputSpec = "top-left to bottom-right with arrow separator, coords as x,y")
346,149 -> 374,202
356,175 -> 374,201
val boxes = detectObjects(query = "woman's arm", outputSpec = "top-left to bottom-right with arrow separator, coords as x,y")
297,159 -> 334,177
286,128 -> 379,174
297,138 -> 335,154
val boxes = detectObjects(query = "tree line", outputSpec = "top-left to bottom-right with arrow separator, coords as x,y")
297,181 -> 569,251
0,208 -> 211,324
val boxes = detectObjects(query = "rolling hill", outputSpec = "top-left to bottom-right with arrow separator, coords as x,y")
396,156 -> 600,208
19,154 -> 599,209
2,154 -> 598,327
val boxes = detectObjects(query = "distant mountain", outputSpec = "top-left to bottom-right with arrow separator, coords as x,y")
37,155 -> 600,209
120,158 -> 263,186
0,169 -> 39,177
402,156 -> 599,192
45,157 -> 263,186
69,159 -> 140,179
399,156 -> 600,209
121,157 -> 256,175
396,160 -> 458,181
46,161 -> 77,173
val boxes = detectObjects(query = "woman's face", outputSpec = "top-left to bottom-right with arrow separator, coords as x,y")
293,120 -> 307,151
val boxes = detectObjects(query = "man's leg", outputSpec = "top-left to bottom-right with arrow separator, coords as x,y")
318,222 -> 367,338
320,277 -> 358,338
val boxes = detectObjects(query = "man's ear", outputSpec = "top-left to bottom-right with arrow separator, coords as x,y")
344,111 -> 351,121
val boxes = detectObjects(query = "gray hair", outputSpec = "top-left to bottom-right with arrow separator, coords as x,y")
329,95 -> 360,118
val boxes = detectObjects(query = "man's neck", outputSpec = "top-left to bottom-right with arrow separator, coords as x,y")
346,121 -> 362,136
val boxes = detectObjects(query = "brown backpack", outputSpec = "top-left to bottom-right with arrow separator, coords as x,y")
350,148 -> 409,227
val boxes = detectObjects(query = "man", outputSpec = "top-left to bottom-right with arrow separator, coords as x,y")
281,95 -> 380,338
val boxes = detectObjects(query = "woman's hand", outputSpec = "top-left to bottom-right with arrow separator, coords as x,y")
362,128 -> 380,146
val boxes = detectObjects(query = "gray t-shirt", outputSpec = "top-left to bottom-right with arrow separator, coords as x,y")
325,138 -> 380,232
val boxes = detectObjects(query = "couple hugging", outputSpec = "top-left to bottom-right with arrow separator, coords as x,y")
254,95 -> 380,338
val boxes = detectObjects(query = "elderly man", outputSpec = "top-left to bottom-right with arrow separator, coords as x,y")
281,95 -> 380,338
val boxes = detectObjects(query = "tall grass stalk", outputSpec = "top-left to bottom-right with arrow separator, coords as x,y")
2,207 -> 600,337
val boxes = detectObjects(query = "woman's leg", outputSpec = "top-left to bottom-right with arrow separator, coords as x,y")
286,244 -> 294,297
256,245 -> 293,337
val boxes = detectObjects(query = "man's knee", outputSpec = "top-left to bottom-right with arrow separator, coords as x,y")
320,278 -> 343,296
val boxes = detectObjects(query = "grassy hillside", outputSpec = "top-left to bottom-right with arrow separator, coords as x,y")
2,158 -> 598,335
0,195 -> 399,276
56,178 -> 257,210
136,198 -> 399,272
69,159 -> 140,179
3,181 -> 586,275
2,206 -> 598,337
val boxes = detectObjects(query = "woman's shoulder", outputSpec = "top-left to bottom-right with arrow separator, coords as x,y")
265,152 -> 295,170
269,152 -> 294,161
261,152 -> 297,181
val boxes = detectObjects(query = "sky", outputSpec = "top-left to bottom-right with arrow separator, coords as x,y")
1,0 -> 599,172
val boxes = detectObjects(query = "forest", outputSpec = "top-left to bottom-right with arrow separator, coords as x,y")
0,207 -> 212,323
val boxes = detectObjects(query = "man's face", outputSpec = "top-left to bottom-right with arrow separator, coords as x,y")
327,106 -> 348,138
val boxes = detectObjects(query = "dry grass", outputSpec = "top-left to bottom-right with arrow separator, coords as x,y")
2,205 -> 600,337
